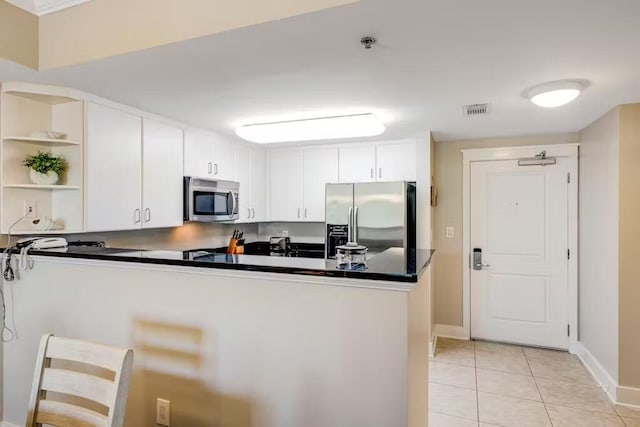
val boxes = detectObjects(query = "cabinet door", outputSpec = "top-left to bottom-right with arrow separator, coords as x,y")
303,147 -> 338,222
184,129 -> 212,178
142,118 -> 184,228
212,135 -> 236,181
86,103 -> 142,231
234,143 -> 253,222
338,144 -> 376,183
376,141 -> 417,182
251,148 -> 267,222
269,149 -> 303,221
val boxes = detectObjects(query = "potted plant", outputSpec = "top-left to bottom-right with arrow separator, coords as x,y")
23,151 -> 66,185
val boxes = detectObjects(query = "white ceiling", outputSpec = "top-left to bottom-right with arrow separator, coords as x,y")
2,0 -> 640,142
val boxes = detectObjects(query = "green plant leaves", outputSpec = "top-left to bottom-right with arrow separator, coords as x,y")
23,151 -> 66,174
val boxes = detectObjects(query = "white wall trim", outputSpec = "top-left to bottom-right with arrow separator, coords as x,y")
1,421 -> 21,427
573,341 -> 618,402
428,335 -> 437,358
461,144 -> 579,347
618,386 -> 640,407
3,0 -> 92,15
433,324 -> 469,340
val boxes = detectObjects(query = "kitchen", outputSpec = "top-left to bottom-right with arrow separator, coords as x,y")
2,0 -> 640,426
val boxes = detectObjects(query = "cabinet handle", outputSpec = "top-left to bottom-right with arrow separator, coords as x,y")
370,168 -> 374,178
304,208 -> 308,218
144,208 -> 151,223
208,162 -> 212,174
134,209 -> 141,224
251,208 -> 255,219
297,208 -> 301,219
379,168 -> 382,179
247,208 -> 251,219
214,163 -> 219,175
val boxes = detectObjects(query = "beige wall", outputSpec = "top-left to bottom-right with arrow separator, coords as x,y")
0,0 -> 38,69
432,133 -> 579,326
579,108 -> 619,382
617,104 -> 640,389
38,0 -> 357,69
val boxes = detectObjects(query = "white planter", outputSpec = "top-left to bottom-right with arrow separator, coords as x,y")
30,169 -> 59,185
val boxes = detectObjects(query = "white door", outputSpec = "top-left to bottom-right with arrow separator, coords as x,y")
85,103 -> 142,231
211,134 -> 236,181
184,129 -> 213,178
339,145 -> 376,183
376,141 -> 417,182
251,148 -> 267,222
303,147 -> 338,222
235,143 -> 253,222
270,149 -> 303,221
142,118 -> 184,229
470,158 -> 569,349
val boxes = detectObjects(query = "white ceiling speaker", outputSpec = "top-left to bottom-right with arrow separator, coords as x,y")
235,113 -> 385,144
526,80 -> 586,108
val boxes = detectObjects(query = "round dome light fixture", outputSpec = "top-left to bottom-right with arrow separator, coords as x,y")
527,80 -> 585,108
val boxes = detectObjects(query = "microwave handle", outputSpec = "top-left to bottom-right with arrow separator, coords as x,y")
228,191 -> 236,216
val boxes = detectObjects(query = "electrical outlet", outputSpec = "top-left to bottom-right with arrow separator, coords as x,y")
156,398 -> 170,426
23,200 -> 37,218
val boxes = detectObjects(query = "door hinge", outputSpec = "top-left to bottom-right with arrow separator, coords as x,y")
567,249 -> 570,260
567,172 -> 571,184
567,324 -> 570,337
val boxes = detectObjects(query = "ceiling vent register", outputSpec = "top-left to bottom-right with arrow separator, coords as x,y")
462,103 -> 490,117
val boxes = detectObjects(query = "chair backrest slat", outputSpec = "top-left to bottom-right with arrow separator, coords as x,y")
35,399 -> 108,427
41,368 -> 114,407
26,334 -> 133,427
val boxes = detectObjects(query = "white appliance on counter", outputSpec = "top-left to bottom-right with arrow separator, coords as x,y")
183,177 -> 239,222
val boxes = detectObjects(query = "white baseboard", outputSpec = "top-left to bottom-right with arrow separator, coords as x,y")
2,421 -> 21,427
428,335 -> 437,358
433,324 -> 468,340
573,341 -> 618,403
618,385 -> 640,407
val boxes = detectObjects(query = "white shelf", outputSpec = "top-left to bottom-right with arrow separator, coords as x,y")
7,229 -> 79,235
3,184 -> 81,190
3,136 -> 81,146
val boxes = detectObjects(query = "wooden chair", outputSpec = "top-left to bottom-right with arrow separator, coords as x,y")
26,334 -> 134,427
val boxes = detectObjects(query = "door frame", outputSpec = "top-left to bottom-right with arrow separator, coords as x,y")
462,143 -> 579,352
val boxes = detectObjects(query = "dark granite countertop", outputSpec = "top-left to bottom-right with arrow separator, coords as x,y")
27,245 -> 434,283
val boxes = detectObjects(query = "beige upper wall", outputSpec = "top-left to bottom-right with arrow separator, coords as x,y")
618,104 -> 640,389
38,0 -> 357,70
0,0 -> 38,68
432,133 -> 579,326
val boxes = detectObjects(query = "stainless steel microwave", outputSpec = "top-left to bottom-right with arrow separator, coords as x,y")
183,177 -> 239,222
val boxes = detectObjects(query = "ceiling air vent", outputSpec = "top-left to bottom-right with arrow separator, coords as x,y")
462,103 -> 490,117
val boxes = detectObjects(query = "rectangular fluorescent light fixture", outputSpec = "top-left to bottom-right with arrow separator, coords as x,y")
235,113 -> 385,144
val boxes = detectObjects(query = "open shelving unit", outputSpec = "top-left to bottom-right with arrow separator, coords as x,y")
0,83 -> 84,235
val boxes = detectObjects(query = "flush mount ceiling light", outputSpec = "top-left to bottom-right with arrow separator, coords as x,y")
526,80 -> 586,108
235,113 -> 385,144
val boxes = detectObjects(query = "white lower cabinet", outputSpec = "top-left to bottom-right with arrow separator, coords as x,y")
303,147 -> 338,221
86,102 -> 143,231
86,103 -> 184,231
142,118 -> 184,228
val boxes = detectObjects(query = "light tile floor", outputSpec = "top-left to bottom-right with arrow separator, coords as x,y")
429,338 -> 640,427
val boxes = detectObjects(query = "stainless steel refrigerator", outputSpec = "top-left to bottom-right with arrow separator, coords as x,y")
325,181 -> 416,259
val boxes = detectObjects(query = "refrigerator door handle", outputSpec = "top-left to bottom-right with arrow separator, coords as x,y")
354,206 -> 359,243
348,207 -> 353,242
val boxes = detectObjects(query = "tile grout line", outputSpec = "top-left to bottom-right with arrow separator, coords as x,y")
524,348 -> 555,427
473,340 -> 481,427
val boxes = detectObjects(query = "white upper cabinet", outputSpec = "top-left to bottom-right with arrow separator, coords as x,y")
183,129 -> 212,179
184,130 -> 236,181
235,143 -> 253,222
269,149 -> 304,222
251,148 -> 267,222
339,145 -> 376,183
142,118 -> 184,229
212,134 -> 236,181
376,141 -> 417,182
303,147 -> 338,222
86,102 -> 143,231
